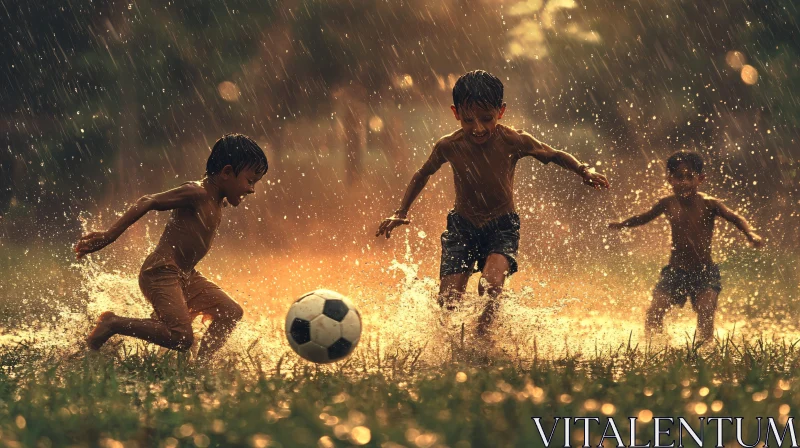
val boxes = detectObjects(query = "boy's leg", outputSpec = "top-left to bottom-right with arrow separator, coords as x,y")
185,272 -> 244,361
476,253 -> 509,337
475,213 -> 519,338
438,211 -> 477,310
438,273 -> 470,310
693,288 -> 719,342
89,314 -> 193,351
88,267 -> 195,351
645,289 -> 673,336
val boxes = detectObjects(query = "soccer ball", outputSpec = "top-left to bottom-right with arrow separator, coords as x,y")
285,289 -> 362,363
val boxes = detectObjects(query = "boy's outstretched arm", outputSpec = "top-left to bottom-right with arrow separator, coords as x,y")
75,183 -> 205,258
711,198 -> 764,247
519,133 -> 610,189
609,199 -> 667,230
376,140 -> 447,239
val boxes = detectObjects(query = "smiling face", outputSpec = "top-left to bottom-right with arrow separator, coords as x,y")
451,103 -> 506,146
668,163 -> 704,198
218,165 -> 264,207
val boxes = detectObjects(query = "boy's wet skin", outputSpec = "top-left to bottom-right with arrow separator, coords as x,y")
610,153 -> 763,342
377,70 -> 610,340
76,134 -> 267,362
148,169 -> 261,272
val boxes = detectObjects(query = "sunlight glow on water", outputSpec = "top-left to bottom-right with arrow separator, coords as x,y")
3,231 -> 798,374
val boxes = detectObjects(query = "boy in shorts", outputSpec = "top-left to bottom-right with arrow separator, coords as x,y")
75,134 -> 268,361
376,70 -> 609,338
609,150 -> 763,341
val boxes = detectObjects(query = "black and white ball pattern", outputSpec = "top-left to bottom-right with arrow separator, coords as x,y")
285,289 -> 362,363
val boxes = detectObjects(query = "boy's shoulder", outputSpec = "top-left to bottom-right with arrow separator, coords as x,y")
176,180 -> 208,194
662,193 -> 721,210
168,181 -> 213,204
434,129 -> 467,149
495,124 -> 532,145
434,125 -> 535,151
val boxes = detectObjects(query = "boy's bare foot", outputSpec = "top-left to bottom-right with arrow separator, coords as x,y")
87,311 -> 117,350
475,301 -> 499,339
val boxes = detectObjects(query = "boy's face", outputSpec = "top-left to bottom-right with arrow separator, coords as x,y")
451,103 -> 506,145
219,165 -> 264,207
668,163 -> 704,197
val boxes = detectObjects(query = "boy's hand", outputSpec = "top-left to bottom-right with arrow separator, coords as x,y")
608,222 -> 625,230
376,213 -> 411,239
75,231 -> 116,259
747,231 -> 764,248
582,170 -> 610,190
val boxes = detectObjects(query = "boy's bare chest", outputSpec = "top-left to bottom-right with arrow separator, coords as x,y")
174,201 -> 222,237
666,201 -> 714,231
448,143 -> 516,178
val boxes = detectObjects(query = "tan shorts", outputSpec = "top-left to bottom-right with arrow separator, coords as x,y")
139,263 -> 235,331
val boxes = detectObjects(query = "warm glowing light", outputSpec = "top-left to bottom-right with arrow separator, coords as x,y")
638,409 -> 653,423
436,75 -> 447,91
217,81 -> 241,102
711,401 -> 724,412
726,51 -> 746,69
447,73 -> 459,89
368,116 -> 384,133
350,426 -> 372,445
741,65 -> 758,85
694,402 -> 708,414
250,434 -> 271,448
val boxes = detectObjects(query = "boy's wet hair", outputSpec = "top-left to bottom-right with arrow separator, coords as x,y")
666,150 -> 704,174
452,70 -> 504,112
206,133 -> 268,177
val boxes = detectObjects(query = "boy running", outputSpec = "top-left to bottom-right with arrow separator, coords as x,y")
609,150 -> 763,341
376,70 -> 609,337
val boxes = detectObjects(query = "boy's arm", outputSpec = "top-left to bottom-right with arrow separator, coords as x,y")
518,132 -> 609,189
710,198 -> 764,247
376,140 -> 447,239
75,183 -> 205,258
609,199 -> 667,229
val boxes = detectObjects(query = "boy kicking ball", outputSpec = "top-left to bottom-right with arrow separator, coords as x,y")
76,134 -> 267,362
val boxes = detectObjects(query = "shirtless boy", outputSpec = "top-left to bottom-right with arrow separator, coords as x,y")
376,70 -> 609,337
75,134 -> 267,361
609,150 -> 763,341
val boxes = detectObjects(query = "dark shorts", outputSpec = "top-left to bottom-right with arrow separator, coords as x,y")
654,264 -> 722,308
440,210 -> 520,278
139,260 -> 238,331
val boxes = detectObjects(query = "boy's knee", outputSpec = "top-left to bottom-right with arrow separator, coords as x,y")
226,302 -> 244,324
479,275 -> 504,296
218,300 -> 244,322
696,302 -> 717,316
170,325 -> 194,351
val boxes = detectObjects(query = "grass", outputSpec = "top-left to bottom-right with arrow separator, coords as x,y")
1,334 -> 799,448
